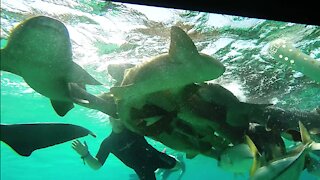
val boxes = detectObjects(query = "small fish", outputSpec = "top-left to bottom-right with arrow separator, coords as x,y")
218,135 -> 260,175
250,122 -> 320,180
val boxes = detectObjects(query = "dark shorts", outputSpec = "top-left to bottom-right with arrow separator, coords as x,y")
156,152 -> 177,169
134,152 -> 177,180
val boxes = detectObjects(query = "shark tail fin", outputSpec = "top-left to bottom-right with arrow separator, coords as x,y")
245,135 -> 261,176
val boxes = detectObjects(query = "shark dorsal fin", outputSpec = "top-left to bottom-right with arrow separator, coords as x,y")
169,26 -> 199,59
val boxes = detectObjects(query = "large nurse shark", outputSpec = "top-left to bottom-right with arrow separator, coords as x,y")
110,26 -> 226,126
0,16 -> 102,116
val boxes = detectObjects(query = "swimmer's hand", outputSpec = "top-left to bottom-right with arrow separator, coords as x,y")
72,139 -> 89,157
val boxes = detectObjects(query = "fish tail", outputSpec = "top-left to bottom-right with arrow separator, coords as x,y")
299,121 -> 312,145
299,121 -> 320,151
245,135 -> 261,176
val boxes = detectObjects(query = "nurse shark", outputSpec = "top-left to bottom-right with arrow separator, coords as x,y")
110,26 -> 225,128
0,16 -> 102,116
269,38 -> 320,83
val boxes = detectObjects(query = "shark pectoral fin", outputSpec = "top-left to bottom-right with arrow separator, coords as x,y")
169,26 -> 198,60
68,62 -> 102,85
0,123 -> 95,157
0,48 -> 20,75
50,100 -> 74,116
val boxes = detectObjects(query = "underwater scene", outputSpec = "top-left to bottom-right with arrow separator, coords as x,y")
1,0 -> 320,180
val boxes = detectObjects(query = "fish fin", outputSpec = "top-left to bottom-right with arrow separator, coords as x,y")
50,99 -> 74,116
0,123 -> 95,157
186,153 -> 197,159
107,63 -> 135,83
299,121 -> 312,145
0,49 -> 11,74
245,135 -> 261,176
68,62 -> 102,85
299,121 -> 320,151
311,143 -> 320,151
67,83 -> 90,104
144,116 -> 162,126
169,26 -> 198,59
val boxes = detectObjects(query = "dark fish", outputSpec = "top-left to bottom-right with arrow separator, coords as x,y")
0,123 -> 95,156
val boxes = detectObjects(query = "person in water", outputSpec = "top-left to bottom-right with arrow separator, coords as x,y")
72,117 -> 185,180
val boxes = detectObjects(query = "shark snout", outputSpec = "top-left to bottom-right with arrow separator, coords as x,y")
198,54 -> 226,80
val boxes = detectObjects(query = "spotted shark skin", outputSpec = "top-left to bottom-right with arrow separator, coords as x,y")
269,38 -> 320,83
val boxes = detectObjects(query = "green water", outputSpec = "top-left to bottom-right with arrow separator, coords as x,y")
0,72 -> 235,179
1,0 -> 320,179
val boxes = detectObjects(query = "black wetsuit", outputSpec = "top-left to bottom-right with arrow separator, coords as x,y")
96,128 -> 176,180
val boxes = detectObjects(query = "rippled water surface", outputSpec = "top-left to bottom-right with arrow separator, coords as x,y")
1,0 -> 319,179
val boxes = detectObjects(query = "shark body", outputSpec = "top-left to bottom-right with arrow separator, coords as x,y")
110,26 -> 225,129
0,16 -> 102,116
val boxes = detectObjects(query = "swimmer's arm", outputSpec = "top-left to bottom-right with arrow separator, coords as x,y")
82,152 -> 103,170
72,140 -> 102,170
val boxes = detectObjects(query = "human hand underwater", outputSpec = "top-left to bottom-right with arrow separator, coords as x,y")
72,139 -> 89,156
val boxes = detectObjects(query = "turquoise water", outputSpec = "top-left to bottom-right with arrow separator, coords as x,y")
1,0 -> 320,180
0,73 -> 234,179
